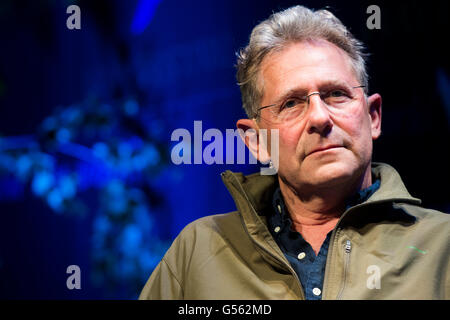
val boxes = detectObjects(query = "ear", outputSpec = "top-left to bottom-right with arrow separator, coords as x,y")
367,93 -> 382,140
236,118 -> 271,163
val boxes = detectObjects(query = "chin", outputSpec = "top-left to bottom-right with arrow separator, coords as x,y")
300,160 -> 357,187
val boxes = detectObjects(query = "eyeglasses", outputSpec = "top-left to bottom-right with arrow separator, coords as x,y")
256,85 -> 366,124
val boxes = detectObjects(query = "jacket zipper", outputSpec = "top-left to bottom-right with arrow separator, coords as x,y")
336,240 -> 352,300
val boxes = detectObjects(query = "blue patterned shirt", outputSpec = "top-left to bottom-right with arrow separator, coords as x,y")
267,179 -> 380,300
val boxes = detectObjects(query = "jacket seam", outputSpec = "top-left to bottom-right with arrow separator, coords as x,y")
161,257 -> 184,298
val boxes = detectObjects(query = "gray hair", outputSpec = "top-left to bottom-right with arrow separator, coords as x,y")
236,5 -> 369,118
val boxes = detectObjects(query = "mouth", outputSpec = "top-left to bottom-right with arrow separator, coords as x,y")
307,145 -> 343,157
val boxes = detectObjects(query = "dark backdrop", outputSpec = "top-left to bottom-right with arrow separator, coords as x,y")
0,0 -> 448,299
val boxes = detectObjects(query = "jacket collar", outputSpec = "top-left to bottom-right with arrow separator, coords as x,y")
221,162 -> 422,224
221,162 -> 422,272
366,162 -> 421,204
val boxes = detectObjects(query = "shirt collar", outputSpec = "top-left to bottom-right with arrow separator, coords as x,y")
272,179 -> 381,220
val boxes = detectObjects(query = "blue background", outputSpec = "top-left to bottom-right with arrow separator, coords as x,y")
0,0 -> 449,299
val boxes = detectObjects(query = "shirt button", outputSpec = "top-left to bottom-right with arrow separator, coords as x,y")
297,252 -> 306,260
274,226 -> 281,233
277,204 -> 282,213
312,288 -> 322,296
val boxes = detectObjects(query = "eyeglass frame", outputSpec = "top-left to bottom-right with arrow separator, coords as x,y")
255,85 -> 366,119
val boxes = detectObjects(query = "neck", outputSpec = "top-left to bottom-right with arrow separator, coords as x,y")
278,165 -> 373,254
279,165 -> 372,221
279,180 -> 343,226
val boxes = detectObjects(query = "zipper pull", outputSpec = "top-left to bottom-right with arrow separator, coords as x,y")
344,240 -> 352,253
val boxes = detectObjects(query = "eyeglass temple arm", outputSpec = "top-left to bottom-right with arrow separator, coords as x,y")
258,103 -> 277,112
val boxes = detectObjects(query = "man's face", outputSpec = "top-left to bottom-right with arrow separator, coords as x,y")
257,39 -> 381,191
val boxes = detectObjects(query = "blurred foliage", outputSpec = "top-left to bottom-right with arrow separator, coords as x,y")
0,97 -> 172,298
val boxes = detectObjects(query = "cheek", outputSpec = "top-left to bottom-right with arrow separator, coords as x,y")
278,123 -> 304,155
335,107 -> 373,152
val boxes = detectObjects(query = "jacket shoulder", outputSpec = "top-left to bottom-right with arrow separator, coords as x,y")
162,211 -> 247,277
393,202 -> 450,240
176,210 -> 243,243
395,202 -> 450,223
139,212 -> 243,300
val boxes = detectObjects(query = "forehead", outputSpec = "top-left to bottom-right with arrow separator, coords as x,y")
260,39 -> 358,98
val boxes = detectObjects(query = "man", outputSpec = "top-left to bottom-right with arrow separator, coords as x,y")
139,5 -> 449,299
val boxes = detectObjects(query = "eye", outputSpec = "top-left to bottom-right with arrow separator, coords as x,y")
324,89 -> 352,105
329,90 -> 347,97
280,97 -> 304,110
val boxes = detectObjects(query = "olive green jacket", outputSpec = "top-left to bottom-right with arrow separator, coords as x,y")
139,162 -> 450,300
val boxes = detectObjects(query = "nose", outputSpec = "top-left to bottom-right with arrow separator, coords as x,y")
305,93 -> 333,135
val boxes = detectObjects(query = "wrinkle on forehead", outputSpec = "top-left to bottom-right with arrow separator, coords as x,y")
259,39 -> 358,103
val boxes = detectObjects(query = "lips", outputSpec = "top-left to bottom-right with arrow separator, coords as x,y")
308,144 -> 343,156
